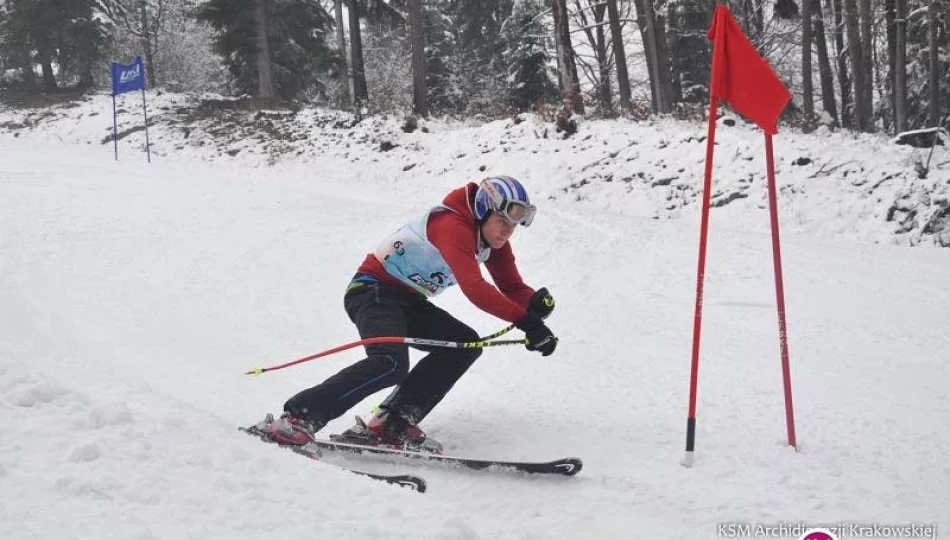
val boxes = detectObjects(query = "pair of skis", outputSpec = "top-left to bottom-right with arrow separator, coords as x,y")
239,424 -> 582,494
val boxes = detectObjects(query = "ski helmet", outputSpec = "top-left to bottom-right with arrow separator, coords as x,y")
474,176 -> 536,227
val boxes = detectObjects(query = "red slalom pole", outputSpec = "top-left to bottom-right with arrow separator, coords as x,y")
764,133 -> 797,449
683,93 -> 720,468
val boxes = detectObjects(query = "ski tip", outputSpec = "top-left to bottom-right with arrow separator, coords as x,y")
554,457 -> 583,476
399,476 -> 427,493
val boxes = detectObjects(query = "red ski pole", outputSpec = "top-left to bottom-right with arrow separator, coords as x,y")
245,332 -> 525,376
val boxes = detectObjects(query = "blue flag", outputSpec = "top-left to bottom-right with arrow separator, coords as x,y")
111,56 -> 146,96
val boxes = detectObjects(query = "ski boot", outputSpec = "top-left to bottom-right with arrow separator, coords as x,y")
332,409 -> 443,454
257,412 -> 316,446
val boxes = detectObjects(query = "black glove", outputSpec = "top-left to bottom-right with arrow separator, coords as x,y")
514,313 -> 558,357
527,287 -> 555,320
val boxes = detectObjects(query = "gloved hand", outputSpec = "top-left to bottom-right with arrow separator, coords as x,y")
527,287 -> 555,320
514,313 -> 558,357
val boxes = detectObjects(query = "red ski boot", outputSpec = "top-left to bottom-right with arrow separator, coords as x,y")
258,412 -> 316,446
332,410 -> 443,454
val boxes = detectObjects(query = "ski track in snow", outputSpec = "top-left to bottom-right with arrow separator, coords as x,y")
1,111 -> 949,540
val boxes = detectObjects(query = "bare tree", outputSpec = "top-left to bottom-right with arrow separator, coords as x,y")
894,0 -> 907,132
101,0 -> 222,92
741,0 -> 766,35
573,0 -> 612,113
654,5 -> 676,113
138,1 -> 157,86
643,0 -> 665,112
633,0 -> 672,113
349,0 -> 369,105
812,0 -> 838,123
407,0 -> 427,116
929,0 -> 940,128
99,0 -> 168,86
38,48 -> 57,91
334,0 -> 350,108
254,0 -> 274,98
552,0 -> 584,114
802,0 -> 815,121
606,0 -> 631,112
844,0 -> 870,130
885,0 -> 896,131
830,0 -> 852,127
859,0 -> 873,124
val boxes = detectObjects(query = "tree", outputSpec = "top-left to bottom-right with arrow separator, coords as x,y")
858,0 -> 873,128
802,0 -> 815,121
53,0 -> 110,89
254,0 -> 275,98
573,0 -> 612,113
0,0 -> 108,91
885,0 -> 897,130
139,1 -> 155,86
425,0 -> 515,113
349,0 -> 369,104
891,0 -> 947,130
927,0 -> 941,128
744,0 -> 769,32
606,0 -> 631,112
196,0 -> 335,100
407,0 -> 426,115
786,0 -> 834,126
334,0 -> 350,107
830,0 -> 852,127
633,0 -> 673,113
893,0 -> 908,132
500,0 -> 557,111
552,0 -> 584,114
95,0 -> 222,92
97,0 -> 168,87
668,0 -> 711,103
811,0 -> 838,124
844,0 -> 871,130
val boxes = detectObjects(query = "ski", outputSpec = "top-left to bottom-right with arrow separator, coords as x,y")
313,438 -> 583,477
239,425 -> 427,493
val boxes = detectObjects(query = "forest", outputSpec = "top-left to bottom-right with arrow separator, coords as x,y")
0,0 -> 947,138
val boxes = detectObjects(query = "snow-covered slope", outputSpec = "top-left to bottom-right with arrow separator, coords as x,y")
2,91 -> 949,247
1,96 -> 949,539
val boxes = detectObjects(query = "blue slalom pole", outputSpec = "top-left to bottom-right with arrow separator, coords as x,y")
112,94 -> 118,161
141,88 -> 151,163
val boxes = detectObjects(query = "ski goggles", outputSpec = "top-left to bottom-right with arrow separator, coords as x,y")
496,200 -> 536,227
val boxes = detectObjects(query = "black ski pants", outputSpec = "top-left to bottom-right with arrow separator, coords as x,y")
284,277 -> 482,430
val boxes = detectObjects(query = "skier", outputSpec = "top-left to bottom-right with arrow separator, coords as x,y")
259,176 -> 558,453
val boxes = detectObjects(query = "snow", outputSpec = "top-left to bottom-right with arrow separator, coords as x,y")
1,93 -> 949,539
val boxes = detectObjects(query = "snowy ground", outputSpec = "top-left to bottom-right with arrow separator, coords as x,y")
1,97 -> 949,539
2,92 -> 949,247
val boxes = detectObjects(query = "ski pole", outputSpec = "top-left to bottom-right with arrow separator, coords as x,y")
245,335 -> 526,376
479,324 -> 515,341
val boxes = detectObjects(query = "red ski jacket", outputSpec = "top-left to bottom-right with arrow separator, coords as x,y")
356,182 -> 534,322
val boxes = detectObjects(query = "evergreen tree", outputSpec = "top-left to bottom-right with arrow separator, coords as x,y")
500,0 -> 557,110
667,0 -> 710,103
196,0 -> 336,100
422,3 -> 458,110
423,0 -> 518,113
905,0 -> 948,130
0,0 -> 108,90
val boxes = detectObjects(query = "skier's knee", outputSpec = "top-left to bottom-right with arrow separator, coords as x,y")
371,351 -> 409,382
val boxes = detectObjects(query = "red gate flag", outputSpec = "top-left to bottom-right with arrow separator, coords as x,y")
683,3 -> 798,468
707,4 -> 791,134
